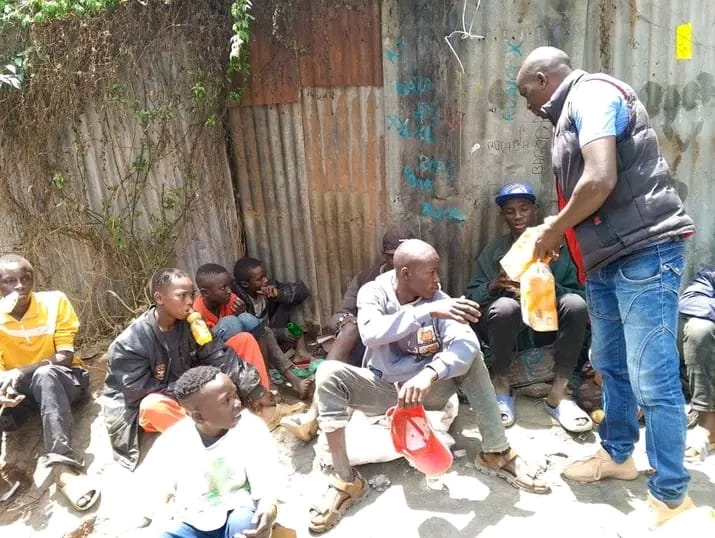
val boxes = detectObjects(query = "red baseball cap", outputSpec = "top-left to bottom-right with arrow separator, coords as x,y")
387,405 -> 453,476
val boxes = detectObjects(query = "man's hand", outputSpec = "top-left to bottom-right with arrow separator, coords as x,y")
397,368 -> 438,408
0,369 -> 23,395
241,502 -> 277,538
259,285 -> 279,300
488,270 -> 520,295
533,222 -> 564,262
230,296 -> 247,314
429,297 -> 480,324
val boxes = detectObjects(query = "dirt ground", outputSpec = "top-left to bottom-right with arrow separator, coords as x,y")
1,354 -> 713,538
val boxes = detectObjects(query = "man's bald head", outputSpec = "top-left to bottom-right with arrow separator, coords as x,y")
392,239 -> 442,301
393,239 -> 439,272
518,47 -> 571,81
516,47 -> 573,118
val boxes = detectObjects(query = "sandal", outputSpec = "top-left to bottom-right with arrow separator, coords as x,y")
280,413 -> 318,442
264,402 -> 307,431
684,428 -> 715,462
309,470 -> 368,533
544,399 -> 593,433
474,449 -> 550,494
496,395 -> 515,427
53,466 -> 100,511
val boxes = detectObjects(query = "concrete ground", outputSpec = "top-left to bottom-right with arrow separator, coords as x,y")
1,354 -> 713,538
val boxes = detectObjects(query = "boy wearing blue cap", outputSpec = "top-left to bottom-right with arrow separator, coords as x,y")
466,182 -> 591,433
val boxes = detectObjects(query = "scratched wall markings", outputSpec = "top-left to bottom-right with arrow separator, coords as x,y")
389,40 -> 466,225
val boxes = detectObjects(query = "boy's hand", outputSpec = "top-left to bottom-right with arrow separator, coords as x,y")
231,296 -> 247,314
429,297 -> 480,324
397,368 -> 438,408
0,391 -> 25,408
240,502 -> 277,538
0,369 -> 23,395
259,285 -> 279,299
488,270 -> 520,295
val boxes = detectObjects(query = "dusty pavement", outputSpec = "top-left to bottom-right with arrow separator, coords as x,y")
1,354 -> 714,538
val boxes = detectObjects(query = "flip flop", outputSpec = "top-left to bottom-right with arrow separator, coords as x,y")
53,467 -> 100,511
496,395 -> 515,428
0,479 -> 21,503
544,399 -> 593,433
474,450 -> 550,494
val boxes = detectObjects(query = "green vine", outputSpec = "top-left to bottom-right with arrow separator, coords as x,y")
228,0 -> 252,102
0,0 -> 250,341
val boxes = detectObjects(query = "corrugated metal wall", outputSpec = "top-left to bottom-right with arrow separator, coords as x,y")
384,0 -> 714,293
230,1 -> 386,324
233,0 -> 714,326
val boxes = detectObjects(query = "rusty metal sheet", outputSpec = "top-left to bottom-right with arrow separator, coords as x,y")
229,84 -> 386,325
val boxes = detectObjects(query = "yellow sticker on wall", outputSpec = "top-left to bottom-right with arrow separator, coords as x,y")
676,23 -> 692,60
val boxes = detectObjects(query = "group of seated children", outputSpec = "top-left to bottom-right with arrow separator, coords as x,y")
1,181 -> 712,534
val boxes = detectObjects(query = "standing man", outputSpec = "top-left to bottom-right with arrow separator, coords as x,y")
466,182 -> 590,433
516,47 -> 695,528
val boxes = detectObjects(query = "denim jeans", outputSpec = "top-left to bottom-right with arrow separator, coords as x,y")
159,507 -> 255,538
212,313 -> 263,342
315,358 -> 509,453
586,240 -> 689,504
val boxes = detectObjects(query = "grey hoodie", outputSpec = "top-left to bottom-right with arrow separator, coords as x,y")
356,271 -> 481,384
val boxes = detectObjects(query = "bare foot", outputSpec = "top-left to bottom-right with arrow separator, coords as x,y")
284,369 -> 315,400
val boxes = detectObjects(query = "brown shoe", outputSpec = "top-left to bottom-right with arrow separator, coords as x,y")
648,493 -> 695,529
562,448 -> 639,482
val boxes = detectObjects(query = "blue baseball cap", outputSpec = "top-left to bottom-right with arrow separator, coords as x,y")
495,182 -> 536,207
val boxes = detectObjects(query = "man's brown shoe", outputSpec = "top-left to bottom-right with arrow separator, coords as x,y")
648,493 -> 695,529
562,448 -> 639,482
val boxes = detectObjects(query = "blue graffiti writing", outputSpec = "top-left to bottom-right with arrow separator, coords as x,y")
386,102 -> 437,143
385,36 -> 405,64
422,201 -> 466,224
386,114 -> 411,138
395,76 -> 433,96
414,102 -> 437,123
418,154 -> 456,182
502,38 -> 523,121
403,165 -> 434,192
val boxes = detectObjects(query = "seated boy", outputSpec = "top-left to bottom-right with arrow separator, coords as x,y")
232,257 -> 313,399
327,226 -> 415,367
679,266 -> 715,460
280,226 -> 414,441
193,263 -> 269,388
139,365 -> 280,538
465,183 -> 591,433
102,268 -> 268,471
309,240 -> 549,533
0,254 -> 99,511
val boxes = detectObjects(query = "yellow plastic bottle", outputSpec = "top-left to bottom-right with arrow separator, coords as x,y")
520,261 -> 558,332
500,224 -> 555,281
186,312 -> 213,345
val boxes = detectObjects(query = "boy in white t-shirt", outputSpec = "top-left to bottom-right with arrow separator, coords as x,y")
141,365 -> 280,538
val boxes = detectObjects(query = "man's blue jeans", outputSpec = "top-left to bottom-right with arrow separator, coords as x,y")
160,507 -> 255,538
586,240 -> 690,505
